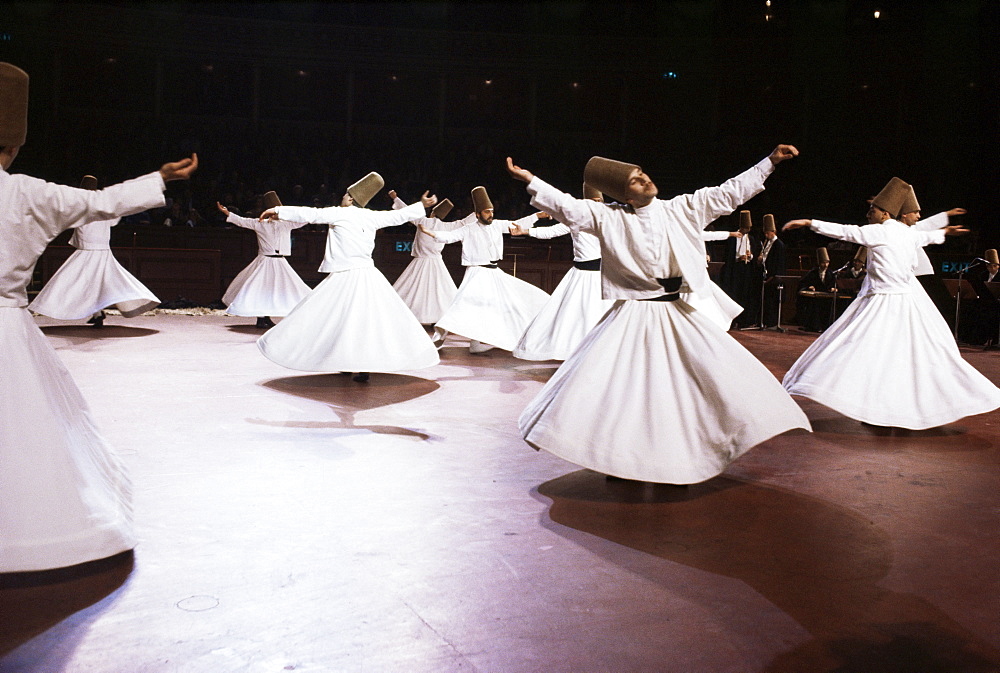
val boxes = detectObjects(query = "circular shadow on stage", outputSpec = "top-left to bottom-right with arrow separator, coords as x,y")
0,551 -> 133,658
40,325 -> 159,339
810,417 -> 996,460
534,470 -> 1000,671
257,373 -> 441,440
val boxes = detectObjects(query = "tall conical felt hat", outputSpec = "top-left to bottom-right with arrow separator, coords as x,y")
262,191 -> 282,210
347,171 -> 384,208
763,213 -> 776,233
899,185 -> 920,215
431,198 -> 453,220
871,177 -> 910,218
582,182 -> 603,201
471,186 -> 493,213
0,63 -> 29,147
986,249 -> 999,266
816,247 -> 830,264
739,210 -> 752,231
79,175 -> 98,190
853,246 -> 868,264
584,156 -> 639,204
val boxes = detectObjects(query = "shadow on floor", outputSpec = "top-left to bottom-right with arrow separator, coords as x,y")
535,470 -> 1000,672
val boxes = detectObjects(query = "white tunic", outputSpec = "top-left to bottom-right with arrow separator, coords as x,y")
28,217 -> 161,319
512,222 -> 614,361
221,213 -> 311,317
434,214 -> 550,350
389,196 -> 463,324
518,160 -> 811,483
783,219 -> 1000,429
912,211 -> 949,276
257,202 -> 440,372
0,167 -> 165,571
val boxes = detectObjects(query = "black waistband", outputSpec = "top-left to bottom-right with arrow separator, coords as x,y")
477,261 -> 500,269
642,276 -> 683,302
574,258 -> 601,271
265,254 -> 286,258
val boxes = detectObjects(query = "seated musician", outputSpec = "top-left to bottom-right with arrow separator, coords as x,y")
796,247 -> 838,332
961,248 -> 1000,345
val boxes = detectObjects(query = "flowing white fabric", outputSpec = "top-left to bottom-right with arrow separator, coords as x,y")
0,167 -> 163,571
223,255 -> 311,317
513,266 -> 613,361
392,256 -> 458,324
257,265 -> 439,372
783,218 -> 1000,428
29,249 -> 160,319
520,299 -> 811,483
436,266 -> 549,351
0,308 -> 135,571
784,277 -> 1000,429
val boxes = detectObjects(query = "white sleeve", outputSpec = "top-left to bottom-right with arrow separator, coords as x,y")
914,212 -> 948,231
528,223 -> 572,240
701,230 -> 732,241
526,177 -> 602,234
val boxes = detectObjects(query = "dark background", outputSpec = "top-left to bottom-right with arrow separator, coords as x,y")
1,1 -> 996,248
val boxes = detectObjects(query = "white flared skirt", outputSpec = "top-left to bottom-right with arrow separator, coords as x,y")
257,265 -> 440,373
513,267 -> 614,361
223,255 -> 312,317
29,250 -> 160,319
392,256 -> 458,324
520,299 -> 812,484
0,307 -> 134,571
783,285 -> 1000,429
681,282 -> 744,333
436,266 -> 550,351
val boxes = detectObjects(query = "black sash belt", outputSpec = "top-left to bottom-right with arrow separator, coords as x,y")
643,276 -> 683,302
574,258 -> 601,271
265,254 -> 286,258
477,261 -> 500,269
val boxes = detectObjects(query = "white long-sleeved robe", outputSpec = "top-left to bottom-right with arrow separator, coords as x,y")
783,218 -> 1000,428
518,158 -> 811,484
28,216 -> 160,319
256,202 -> 439,372
222,213 -> 311,317
1,167 -> 165,571
433,214 -> 550,351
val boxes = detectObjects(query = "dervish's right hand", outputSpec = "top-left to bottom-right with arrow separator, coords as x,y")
769,145 -> 799,165
947,207 -> 968,217
782,219 -> 811,231
216,202 -> 229,216
159,153 -> 198,181
420,191 -> 438,208
506,157 -> 534,183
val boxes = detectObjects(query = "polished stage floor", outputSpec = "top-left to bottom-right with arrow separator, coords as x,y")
2,313 -> 999,673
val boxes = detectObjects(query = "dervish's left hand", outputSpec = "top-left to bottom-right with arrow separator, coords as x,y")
510,224 -> 530,236
945,225 -> 970,237
420,191 -> 438,208
535,211 -> 550,220
506,157 -> 534,183
259,208 -> 279,222
216,202 -> 230,216
947,207 -> 968,217
388,190 -> 397,200
782,219 -> 811,231
730,231 -> 743,238
159,153 -> 199,181
769,145 -> 799,165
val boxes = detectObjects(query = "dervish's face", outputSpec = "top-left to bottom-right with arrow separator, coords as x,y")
990,264 -> 999,275
478,209 -> 494,225
852,260 -> 864,271
819,261 -> 830,270
625,168 -> 658,206
341,193 -> 354,207
867,204 -> 890,224
899,210 -> 921,226
765,230 -> 777,240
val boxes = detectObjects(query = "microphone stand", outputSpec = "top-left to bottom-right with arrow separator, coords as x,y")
954,260 -> 983,344
741,259 -> 768,331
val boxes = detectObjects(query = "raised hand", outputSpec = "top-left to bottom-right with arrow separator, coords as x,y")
215,201 -> 230,216
506,157 -> 534,183
159,153 -> 199,181
420,191 -> 438,208
768,145 -> 799,165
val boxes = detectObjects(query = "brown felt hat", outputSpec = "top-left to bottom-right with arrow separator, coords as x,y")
0,63 -> 29,147
347,172 -> 384,208
262,191 -> 282,210
471,186 -> 493,213
816,247 -> 830,264
739,210 -> 752,232
853,246 -> 868,264
79,175 -> 98,190
871,177 -> 911,218
583,156 -> 639,204
899,185 -> 920,216
431,198 -> 453,220
763,214 -> 776,233
986,249 -> 999,266
582,182 -> 603,201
